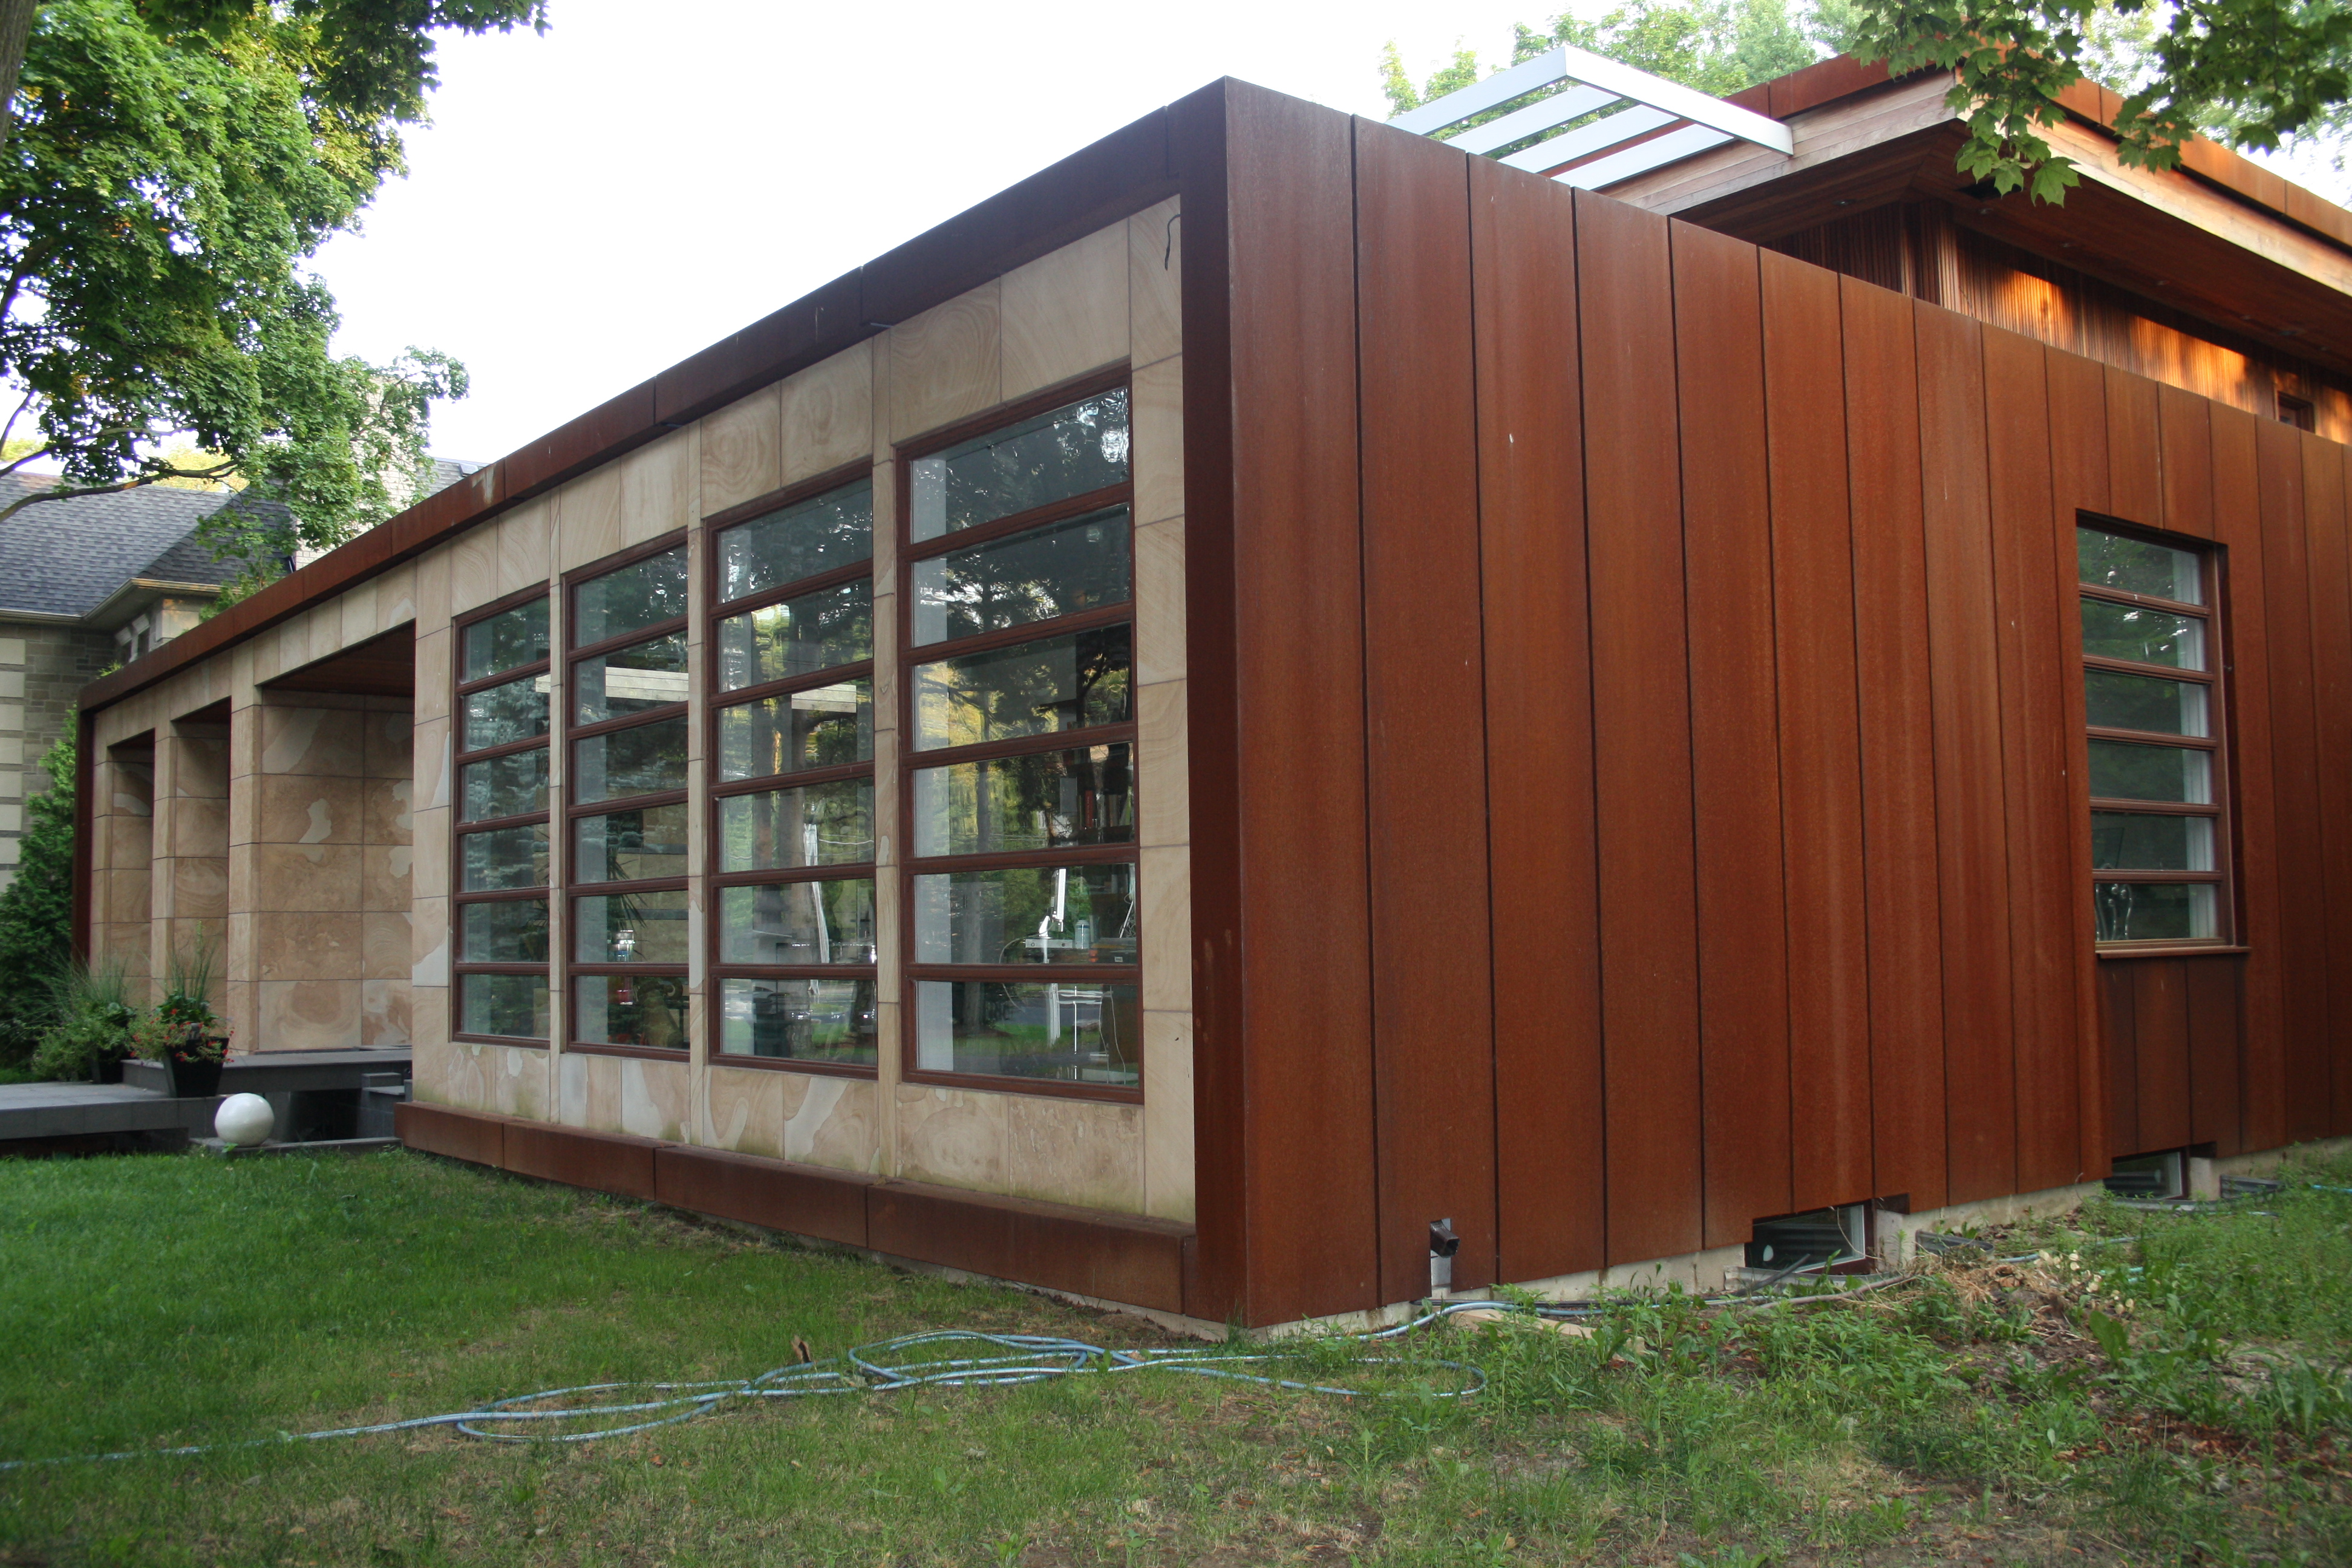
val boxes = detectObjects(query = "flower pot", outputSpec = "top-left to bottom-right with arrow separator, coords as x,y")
167,1048 -> 225,1100
94,1054 -> 125,1085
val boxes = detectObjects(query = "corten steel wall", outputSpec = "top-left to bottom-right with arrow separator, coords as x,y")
1184,83 -> 2352,1328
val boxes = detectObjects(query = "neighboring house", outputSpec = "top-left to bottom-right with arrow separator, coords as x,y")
0,475 -> 252,887
65,57 -> 2352,1331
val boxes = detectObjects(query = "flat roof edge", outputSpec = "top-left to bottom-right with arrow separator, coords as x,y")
79,85 -> 1205,717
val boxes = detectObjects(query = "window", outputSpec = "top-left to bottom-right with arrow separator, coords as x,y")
453,591 -> 552,1041
2278,392 -> 2316,431
2078,522 -> 2231,946
568,539 -> 691,1051
708,475 -> 878,1070
900,382 -> 1142,1096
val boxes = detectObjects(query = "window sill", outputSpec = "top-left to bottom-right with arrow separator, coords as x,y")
708,1053 -> 876,1080
452,1033 -> 549,1050
2094,944 -> 2250,960
564,1042 -> 690,1062
901,1067 -> 1143,1105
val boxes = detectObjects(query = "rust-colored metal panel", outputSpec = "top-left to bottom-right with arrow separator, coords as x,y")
1578,189 -> 1703,1266
1915,302 -> 2019,1205
2157,385 -> 2217,541
2102,962 -> 2139,1154
502,1120 -> 659,1202
1841,276 -> 1949,1214
864,1181 -> 1190,1315
1354,120 -> 1498,1303
2255,418 -> 2333,1144
503,384 -> 661,497
1762,250 -> 1872,1215
1471,159 -> 1604,1284
1169,80 -> 1243,1322
2045,347 -> 2114,1180
2131,961 -> 2193,1151
2304,437 -> 2352,1137
652,1146 -> 871,1249
2186,958 -> 2246,1153
395,1100 -> 506,1168
1674,220 -> 1792,1249
1222,82 -> 1379,1322
1981,327 -> 2086,1195
651,272 -> 863,428
2105,365 -> 2164,528
2209,406 -> 2286,1151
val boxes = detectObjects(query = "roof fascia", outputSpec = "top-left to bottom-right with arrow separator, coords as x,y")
77,88 -> 1197,717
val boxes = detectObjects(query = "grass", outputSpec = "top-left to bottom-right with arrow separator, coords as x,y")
0,1150 -> 2349,1566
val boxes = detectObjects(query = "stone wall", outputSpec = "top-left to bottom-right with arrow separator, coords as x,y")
0,622 -> 116,890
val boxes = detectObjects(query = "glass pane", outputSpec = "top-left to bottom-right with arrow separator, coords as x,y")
2088,738 -> 2212,803
913,979 -> 1140,1086
2078,526 -> 2203,604
912,743 -> 1136,858
573,632 -> 689,724
459,898 -> 549,963
461,598 -> 549,681
717,976 -> 877,1065
459,972 -> 549,1039
460,822 -> 549,891
716,682 -> 872,781
2094,882 -> 2219,943
2091,812 -> 2215,871
914,862 -> 1138,966
574,974 -> 689,1050
910,506 -> 1132,647
719,879 -> 878,965
461,673 -> 550,751
716,780 -> 874,872
909,388 -> 1129,541
573,713 -> 688,803
717,480 -> 874,603
913,625 -> 1131,752
573,889 -> 690,965
574,802 -> 690,884
2080,598 -> 2206,670
460,748 -> 548,822
574,544 -> 689,647
715,581 -> 872,691
2084,669 -> 2209,737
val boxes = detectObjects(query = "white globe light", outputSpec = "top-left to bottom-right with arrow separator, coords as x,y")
215,1093 -> 275,1147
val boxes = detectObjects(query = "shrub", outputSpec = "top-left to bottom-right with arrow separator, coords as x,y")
27,955 -> 138,1082
0,730 -> 76,1067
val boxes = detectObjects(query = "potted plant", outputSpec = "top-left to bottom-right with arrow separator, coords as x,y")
26,956 -> 137,1083
136,940 -> 232,1099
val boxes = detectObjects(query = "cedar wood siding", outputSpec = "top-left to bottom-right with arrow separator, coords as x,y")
1194,83 -> 2348,1326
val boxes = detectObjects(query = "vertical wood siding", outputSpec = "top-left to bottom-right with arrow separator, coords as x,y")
1193,84 -> 2348,1324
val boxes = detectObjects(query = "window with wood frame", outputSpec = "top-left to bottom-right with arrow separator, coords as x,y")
2078,521 -> 2232,946
900,380 -> 1142,1097
707,474 -> 878,1070
567,538 -> 691,1052
452,591 -> 552,1042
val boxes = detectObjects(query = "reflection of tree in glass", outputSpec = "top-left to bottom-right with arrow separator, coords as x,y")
933,393 -> 1130,532
2077,528 -> 2200,603
577,546 -> 691,645
718,583 -> 873,690
719,485 -> 874,602
920,508 -> 1131,645
923,627 -> 1132,750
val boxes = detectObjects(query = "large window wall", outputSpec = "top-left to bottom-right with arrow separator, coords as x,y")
452,591 -> 552,1042
898,379 -> 1143,1098
707,472 -> 878,1070
566,538 -> 693,1053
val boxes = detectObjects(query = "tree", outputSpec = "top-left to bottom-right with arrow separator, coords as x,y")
1382,0 -> 1830,121
1845,0 -> 2352,201
0,727 -> 74,1067
0,1 -> 544,596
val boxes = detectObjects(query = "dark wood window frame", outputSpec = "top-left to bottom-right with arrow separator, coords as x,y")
704,462 -> 881,1079
565,531 -> 693,1060
2077,514 -> 2237,953
452,584 -> 554,1047
897,365 -> 1145,1104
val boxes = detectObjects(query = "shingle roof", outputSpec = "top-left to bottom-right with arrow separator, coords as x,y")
0,474 -> 265,618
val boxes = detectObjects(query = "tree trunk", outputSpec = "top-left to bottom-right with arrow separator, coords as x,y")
0,0 -> 32,147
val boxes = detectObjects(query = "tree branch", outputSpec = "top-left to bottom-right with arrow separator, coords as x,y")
0,465 -> 244,525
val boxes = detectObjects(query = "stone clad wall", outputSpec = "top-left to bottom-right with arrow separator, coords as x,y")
0,622 -> 116,890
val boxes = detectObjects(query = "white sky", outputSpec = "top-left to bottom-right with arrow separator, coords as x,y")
313,0 -> 1552,462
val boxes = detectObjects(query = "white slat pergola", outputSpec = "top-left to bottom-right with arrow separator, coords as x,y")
1390,44 -> 1794,189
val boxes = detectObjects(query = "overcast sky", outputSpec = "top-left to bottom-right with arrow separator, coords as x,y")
313,0 -> 1551,463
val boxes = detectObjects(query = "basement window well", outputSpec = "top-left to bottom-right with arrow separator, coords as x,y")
1743,1204 -> 1870,1276
2106,1149 -> 2186,1200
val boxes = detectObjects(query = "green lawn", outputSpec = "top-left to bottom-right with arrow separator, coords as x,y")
2,1147 -> 2350,1566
